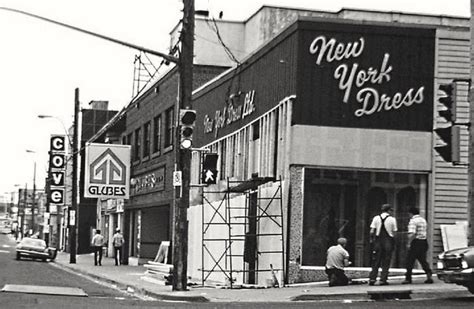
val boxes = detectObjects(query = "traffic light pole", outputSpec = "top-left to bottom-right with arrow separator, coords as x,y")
172,0 -> 195,291
69,88 -> 79,264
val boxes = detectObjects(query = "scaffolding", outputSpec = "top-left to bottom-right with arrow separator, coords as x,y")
201,176 -> 284,288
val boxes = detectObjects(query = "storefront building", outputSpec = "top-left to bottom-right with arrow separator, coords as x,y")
188,11 -> 470,284
89,6 -> 470,283
91,64 -> 228,265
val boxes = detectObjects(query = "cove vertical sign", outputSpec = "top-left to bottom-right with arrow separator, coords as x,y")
84,143 -> 131,199
48,135 -> 66,208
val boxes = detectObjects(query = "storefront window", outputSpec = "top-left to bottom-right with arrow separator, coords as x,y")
301,168 -> 427,267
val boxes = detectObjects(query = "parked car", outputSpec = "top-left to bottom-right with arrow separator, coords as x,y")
437,246 -> 474,293
16,237 -> 57,262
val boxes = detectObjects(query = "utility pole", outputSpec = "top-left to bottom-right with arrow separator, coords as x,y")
31,161 -> 36,232
172,0 -> 194,291
22,184 -> 27,237
69,88 -> 79,264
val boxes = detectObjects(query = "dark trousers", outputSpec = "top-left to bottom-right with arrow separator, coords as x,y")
114,246 -> 122,265
405,239 -> 432,280
325,268 -> 348,287
369,237 -> 394,283
93,246 -> 103,265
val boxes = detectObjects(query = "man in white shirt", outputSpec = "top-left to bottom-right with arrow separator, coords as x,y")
402,207 -> 433,284
325,237 -> 351,286
368,204 -> 397,286
91,229 -> 105,266
112,228 -> 125,266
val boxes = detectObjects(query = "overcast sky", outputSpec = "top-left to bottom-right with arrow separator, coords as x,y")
0,0 -> 470,198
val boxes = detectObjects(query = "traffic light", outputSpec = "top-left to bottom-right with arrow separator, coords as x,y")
438,82 -> 456,123
434,126 -> 460,163
434,82 -> 460,163
179,109 -> 196,149
202,153 -> 218,185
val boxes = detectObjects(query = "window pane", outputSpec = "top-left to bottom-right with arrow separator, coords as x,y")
143,122 -> 151,157
153,115 -> 162,153
134,128 -> 141,161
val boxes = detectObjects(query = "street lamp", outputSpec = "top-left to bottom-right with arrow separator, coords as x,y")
25,150 -> 36,234
38,115 -> 72,146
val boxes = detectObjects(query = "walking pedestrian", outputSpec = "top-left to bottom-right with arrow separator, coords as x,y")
112,228 -> 125,266
91,229 -> 105,266
402,207 -> 433,284
368,203 -> 397,286
325,237 -> 351,286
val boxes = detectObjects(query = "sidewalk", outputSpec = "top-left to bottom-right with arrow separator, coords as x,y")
52,252 -> 472,302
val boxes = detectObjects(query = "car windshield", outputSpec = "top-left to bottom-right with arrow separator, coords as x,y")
20,238 -> 46,247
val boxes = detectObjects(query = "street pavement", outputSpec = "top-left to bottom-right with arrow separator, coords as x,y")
52,251 -> 474,303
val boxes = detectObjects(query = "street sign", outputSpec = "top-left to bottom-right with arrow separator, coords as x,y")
173,171 -> 182,187
68,209 -> 76,226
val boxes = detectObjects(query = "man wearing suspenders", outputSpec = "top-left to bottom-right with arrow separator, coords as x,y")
368,204 -> 398,286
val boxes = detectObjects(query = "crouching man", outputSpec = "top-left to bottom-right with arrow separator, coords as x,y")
325,237 -> 351,287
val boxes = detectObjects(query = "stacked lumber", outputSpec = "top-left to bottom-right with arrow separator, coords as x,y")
142,261 -> 174,284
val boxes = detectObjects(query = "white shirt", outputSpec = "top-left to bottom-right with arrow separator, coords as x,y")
326,244 -> 350,270
370,212 -> 397,237
91,234 -> 105,246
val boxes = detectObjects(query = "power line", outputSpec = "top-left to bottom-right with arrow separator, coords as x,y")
0,6 -> 179,64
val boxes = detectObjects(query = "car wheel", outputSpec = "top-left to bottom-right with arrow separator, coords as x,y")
16,253 -> 21,260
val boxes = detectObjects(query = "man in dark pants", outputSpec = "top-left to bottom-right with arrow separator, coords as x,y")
402,207 -> 433,284
369,204 -> 398,286
325,237 -> 351,286
112,228 -> 124,266
91,229 -> 105,266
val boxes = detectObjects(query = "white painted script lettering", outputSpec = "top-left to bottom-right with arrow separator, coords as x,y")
355,87 -> 425,117
334,53 -> 393,103
309,36 -> 364,65
309,34 -> 425,118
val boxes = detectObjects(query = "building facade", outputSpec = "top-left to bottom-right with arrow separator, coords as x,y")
187,9 -> 470,284
90,6 -> 471,285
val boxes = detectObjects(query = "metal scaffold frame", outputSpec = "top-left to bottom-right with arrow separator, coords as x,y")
201,176 -> 284,288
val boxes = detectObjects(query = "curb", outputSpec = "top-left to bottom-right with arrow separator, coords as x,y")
290,288 -> 472,302
291,293 -> 367,301
51,261 -> 209,302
